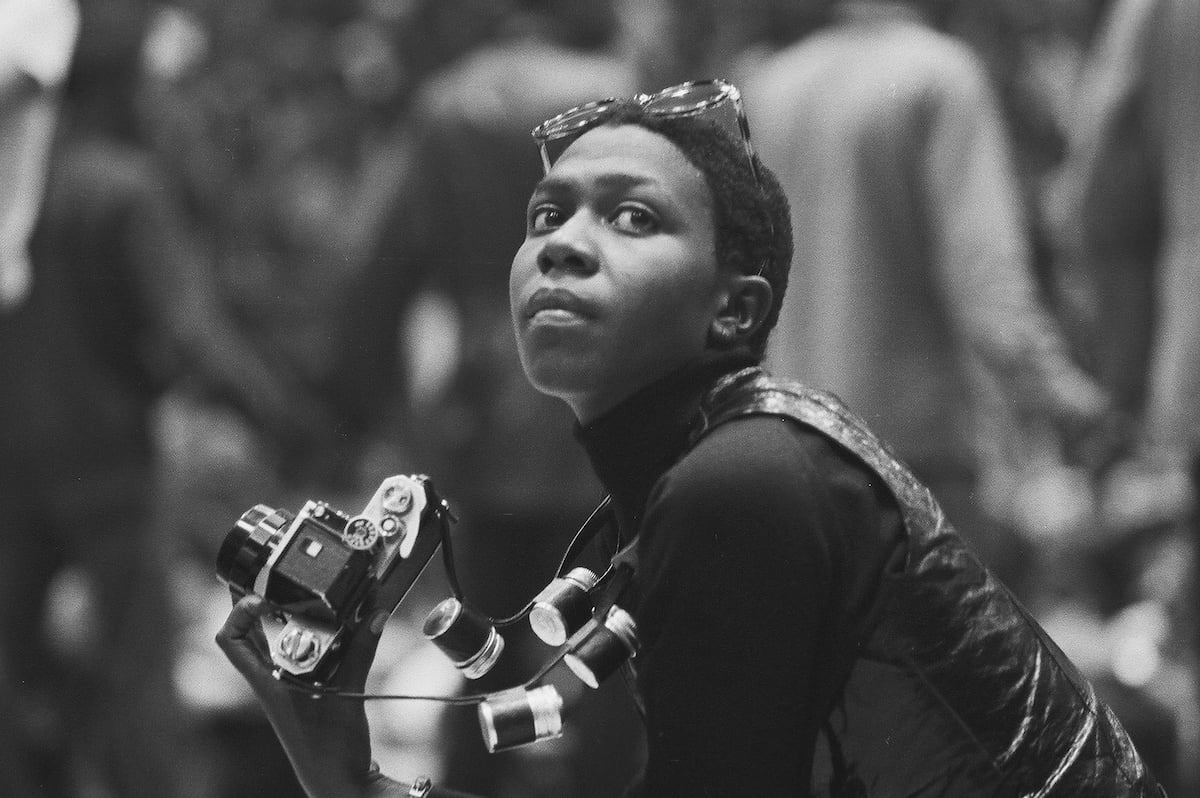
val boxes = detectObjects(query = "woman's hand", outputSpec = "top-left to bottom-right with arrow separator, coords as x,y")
215,595 -> 395,797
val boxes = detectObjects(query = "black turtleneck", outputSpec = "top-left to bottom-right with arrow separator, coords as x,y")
576,350 -> 757,536
576,352 -> 905,796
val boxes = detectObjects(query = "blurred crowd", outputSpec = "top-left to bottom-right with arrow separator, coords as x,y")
1,0 -> 1196,795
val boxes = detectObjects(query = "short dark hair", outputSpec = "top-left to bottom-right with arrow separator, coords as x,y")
598,102 -> 793,358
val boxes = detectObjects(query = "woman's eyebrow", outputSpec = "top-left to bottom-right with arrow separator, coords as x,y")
532,172 -> 662,196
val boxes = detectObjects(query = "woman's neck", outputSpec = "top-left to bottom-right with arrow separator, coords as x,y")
574,349 -> 758,530
567,348 -> 759,425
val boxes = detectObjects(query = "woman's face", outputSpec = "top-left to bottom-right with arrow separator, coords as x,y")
510,124 -> 727,422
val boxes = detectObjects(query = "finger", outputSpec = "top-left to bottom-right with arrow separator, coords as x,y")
215,595 -> 276,684
332,608 -> 390,690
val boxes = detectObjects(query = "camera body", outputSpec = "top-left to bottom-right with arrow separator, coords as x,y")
216,474 -> 447,682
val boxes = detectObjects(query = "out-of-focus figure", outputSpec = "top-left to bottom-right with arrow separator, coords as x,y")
942,1 -> 1115,286
328,2 -> 648,795
1046,0 -> 1200,789
133,3 -> 415,794
0,0 -> 78,309
1049,0 -> 1200,527
745,0 -> 1189,785
0,7 -> 79,793
0,2 -> 328,794
745,0 -> 1109,577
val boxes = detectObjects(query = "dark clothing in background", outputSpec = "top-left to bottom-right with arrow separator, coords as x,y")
1046,5 -> 1200,788
1050,0 -> 1200,454
0,133 -> 196,795
2,141 -> 163,475
0,101 -> 299,793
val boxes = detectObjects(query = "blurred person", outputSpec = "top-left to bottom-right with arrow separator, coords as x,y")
326,2 -> 645,795
601,0 -> 830,98
942,0 -> 1116,289
0,2 -> 329,795
218,81 -> 1162,797
129,0 -> 410,578
1048,0 -> 1200,530
128,4 -> 507,794
1046,0 -> 1200,787
0,0 -> 78,309
744,0 -> 1188,783
0,3 -> 79,792
744,0 -> 1112,585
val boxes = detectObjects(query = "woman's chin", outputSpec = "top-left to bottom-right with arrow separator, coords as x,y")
521,357 -> 595,401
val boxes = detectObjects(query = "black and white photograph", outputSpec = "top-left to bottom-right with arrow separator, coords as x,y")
1,1 -> 1195,795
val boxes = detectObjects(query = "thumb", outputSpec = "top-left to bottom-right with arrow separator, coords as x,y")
215,594 -> 277,689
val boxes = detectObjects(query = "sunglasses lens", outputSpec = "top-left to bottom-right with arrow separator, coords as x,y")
533,99 -> 617,168
643,82 -> 747,156
536,102 -> 613,139
642,82 -> 729,116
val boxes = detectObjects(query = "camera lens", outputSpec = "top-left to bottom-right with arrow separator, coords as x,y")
563,605 -> 639,689
423,597 -> 505,679
216,504 -> 295,595
529,567 -> 599,646
477,685 -> 563,753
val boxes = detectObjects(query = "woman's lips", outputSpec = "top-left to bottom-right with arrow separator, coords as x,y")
524,287 -> 596,322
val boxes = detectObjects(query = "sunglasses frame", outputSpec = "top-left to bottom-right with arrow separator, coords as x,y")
530,79 -> 762,188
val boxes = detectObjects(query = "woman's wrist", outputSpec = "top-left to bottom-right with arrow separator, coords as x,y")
362,763 -> 408,797
362,763 -> 436,798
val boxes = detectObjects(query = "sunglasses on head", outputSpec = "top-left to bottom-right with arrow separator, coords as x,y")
530,79 -> 762,188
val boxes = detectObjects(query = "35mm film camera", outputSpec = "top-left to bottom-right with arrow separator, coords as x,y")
216,475 -> 642,754
215,474 -> 448,682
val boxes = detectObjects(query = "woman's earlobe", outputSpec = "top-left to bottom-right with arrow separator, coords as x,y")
708,320 -> 739,346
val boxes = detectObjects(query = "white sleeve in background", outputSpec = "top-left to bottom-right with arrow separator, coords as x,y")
0,0 -> 81,88
0,0 -> 80,308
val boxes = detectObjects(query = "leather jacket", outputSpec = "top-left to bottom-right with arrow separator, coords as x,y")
693,368 -> 1163,797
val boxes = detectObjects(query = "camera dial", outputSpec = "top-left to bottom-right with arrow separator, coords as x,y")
343,516 -> 381,550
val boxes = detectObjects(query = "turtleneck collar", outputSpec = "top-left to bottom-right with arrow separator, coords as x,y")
575,349 -> 758,533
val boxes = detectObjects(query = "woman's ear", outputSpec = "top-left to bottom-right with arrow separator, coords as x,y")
709,274 -> 773,348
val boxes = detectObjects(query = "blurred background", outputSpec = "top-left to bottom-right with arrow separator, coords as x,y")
1,0 -> 1196,795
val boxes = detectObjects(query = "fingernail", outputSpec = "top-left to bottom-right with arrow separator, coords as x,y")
369,610 -> 389,635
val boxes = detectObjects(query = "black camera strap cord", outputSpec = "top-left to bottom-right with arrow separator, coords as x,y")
442,494 -> 618,629
274,494 -> 620,705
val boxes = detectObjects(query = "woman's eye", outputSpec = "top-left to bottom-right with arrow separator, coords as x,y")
611,205 -> 659,234
530,205 -> 565,232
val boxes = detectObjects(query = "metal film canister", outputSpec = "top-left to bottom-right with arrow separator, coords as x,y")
477,685 -> 564,752
529,567 -> 599,646
563,605 -> 640,689
422,597 -> 504,679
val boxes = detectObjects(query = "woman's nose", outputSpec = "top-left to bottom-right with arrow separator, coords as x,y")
536,219 -> 599,276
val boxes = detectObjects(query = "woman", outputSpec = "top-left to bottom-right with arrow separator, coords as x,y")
218,82 -> 1162,796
